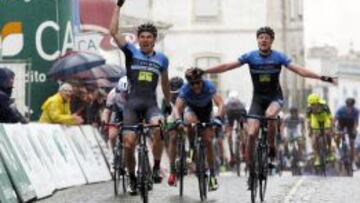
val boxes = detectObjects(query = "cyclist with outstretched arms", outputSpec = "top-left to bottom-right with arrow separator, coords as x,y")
174,67 -> 225,191
201,26 -> 336,182
110,0 -> 171,195
335,98 -> 359,169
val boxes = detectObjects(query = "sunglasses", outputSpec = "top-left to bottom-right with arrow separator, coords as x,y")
190,80 -> 202,86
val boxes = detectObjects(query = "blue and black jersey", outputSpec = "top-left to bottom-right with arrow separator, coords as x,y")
238,50 -> 291,96
178,79 -> 217,108
121,43 -> 169,100
336,106 -> 359,127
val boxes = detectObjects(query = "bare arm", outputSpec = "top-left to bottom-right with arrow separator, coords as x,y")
205,61 -> 242,74
101,108 -> 111,123
109,6 -> 127,47
161,70 -> 171,105
287,63 -> 322,79
174,98 -> 186,120
212,93 -> 225,118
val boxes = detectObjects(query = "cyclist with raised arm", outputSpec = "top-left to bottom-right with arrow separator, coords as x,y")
201,26 -> 336,184
335,98 -> 359,170
110,0 -> 171,195
174,67 -> 225,191
306,93 -> 335,167
282,107 -> 306,165
224,90 -> 247,167
101,76 -> 128,153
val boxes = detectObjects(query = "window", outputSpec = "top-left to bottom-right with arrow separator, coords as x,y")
194,0 -> 220,21
195,56 -> 221,88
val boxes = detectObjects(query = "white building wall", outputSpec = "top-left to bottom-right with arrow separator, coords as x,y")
120,0 -> 304,109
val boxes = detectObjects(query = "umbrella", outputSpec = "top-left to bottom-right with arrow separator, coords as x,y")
67,64 -> 125,81
47,51 -> 106,80
84,78 -> 117,88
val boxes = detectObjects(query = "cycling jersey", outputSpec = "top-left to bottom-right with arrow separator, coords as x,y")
226,98 -> 245,112
179,80 -> 216,122
179,80 -> 216,108
225,98 -> 246,126
238,50 -> 291,96
121,42 -> 169,100
120,42 -> 167,125
335,106 -> 359,127
284,114 -> 305,139
105,88 -> 127,110
284,114 -> 305,129
306,104 -> 332,129
106,88 -> 127,123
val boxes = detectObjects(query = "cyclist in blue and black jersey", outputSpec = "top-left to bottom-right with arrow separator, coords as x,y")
174,67 -> 225,191
202,26 -> 336,178
110,0 -> 171,195
335,98 -> 359,169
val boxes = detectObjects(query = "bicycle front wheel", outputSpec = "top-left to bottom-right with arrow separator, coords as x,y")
196,143 -> 207,201
138,150 -> 149,203
179,140 -> 186,196
258,145 -> 268,202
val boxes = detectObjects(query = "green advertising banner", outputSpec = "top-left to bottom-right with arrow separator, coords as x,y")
0,155 -> 18,203
0,0 -> 74,119
0,125 -> 36,202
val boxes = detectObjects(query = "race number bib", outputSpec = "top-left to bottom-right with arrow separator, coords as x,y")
138,71 -> 153,82
259,74 -> 271,82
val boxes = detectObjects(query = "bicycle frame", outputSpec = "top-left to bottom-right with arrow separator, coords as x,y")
191,122 -> 215,202
121,123 -> 162,203
245,114 -> 280,203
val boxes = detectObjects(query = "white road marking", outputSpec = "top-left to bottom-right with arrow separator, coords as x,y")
284,176 -> 306,203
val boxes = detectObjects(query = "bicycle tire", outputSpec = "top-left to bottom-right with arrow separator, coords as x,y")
291,147 -> 301,176
113,168 -> 120,196
113,141 -> 125,195
342,144 -> 353,176
179,139 -> 186,196
250,149 -> 258,203
258,144 -> 268,202
235,135 -> 241,177
319,136 -> 327,176
138,149 -> 149,203
196,143 -> 207,201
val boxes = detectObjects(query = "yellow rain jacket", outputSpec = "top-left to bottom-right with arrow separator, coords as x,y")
39,93 -> 77,125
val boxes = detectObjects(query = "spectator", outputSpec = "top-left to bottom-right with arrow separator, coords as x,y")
0,67 -> 27,123
39,83 -> 83,125
85,88 -> 107,126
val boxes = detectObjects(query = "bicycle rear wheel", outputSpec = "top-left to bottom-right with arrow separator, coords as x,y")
196,143 -> 207,201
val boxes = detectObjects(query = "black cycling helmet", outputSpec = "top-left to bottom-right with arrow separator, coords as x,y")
346,97 -> 356,106
170,76 -> 184,93
137,23 -> 158,38
185,67 -> 204,82
256,26 -> 275,39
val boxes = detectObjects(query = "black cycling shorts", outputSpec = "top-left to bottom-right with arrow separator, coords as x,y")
249,93 -> 284,116
226,109 -> 246,126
